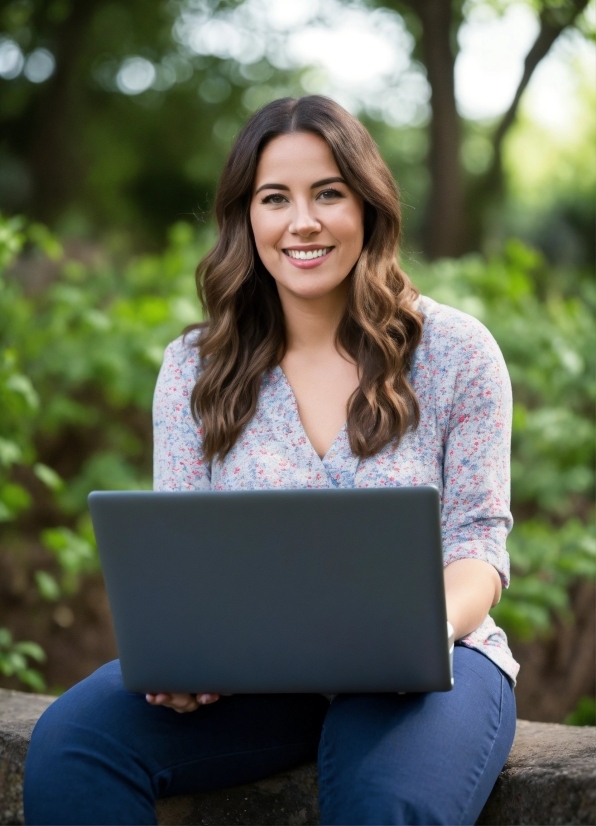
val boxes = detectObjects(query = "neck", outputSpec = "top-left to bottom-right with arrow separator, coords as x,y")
278,282 -> 348,355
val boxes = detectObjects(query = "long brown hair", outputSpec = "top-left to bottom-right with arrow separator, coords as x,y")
188,95 -> 423,462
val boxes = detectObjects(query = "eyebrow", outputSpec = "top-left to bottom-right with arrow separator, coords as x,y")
254,176 -> 347,195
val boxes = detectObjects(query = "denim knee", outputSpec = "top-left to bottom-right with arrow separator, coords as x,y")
23,661 -> 158,826
317,648 -> 516,826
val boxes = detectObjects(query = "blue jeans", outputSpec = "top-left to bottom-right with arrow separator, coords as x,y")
24,646 -> 516,825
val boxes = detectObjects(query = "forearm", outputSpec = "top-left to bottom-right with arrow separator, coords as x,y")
444,558 -> 502,641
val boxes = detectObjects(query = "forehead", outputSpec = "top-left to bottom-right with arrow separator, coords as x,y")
254,132 -> 341,186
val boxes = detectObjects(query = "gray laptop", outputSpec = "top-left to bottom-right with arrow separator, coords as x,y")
88,487 -> 453,695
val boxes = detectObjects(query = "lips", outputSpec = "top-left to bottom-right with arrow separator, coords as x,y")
282,246 -> 334,270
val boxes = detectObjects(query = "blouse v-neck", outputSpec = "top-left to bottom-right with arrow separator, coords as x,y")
270,364 -> 359,488
272,364 -> 348,462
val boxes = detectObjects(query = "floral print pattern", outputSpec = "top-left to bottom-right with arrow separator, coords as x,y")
153,295 -> 520,683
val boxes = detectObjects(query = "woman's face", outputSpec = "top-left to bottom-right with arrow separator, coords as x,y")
250,131 -> 364,304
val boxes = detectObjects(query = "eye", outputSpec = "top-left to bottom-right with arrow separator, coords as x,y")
317,188 -> 344,201
261,193 -> 288,205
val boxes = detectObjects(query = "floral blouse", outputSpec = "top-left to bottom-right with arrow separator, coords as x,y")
153,295 -> 520,683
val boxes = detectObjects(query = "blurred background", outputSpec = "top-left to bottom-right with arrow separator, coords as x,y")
0,0 -> 594,724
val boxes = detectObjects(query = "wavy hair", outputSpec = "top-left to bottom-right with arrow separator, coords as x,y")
188,95 -> 423,462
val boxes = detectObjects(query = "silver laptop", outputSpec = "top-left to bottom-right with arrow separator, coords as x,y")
88,487 -> 453,695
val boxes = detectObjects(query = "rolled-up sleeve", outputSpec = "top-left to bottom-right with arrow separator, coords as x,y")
152,336 -> 211,491
440,317 -> 513,586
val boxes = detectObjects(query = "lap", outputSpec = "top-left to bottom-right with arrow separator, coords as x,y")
26,650 -> 515,825
27,659 -> 328,797
318,645 -> 516,825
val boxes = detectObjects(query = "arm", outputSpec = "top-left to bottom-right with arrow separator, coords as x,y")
153,336 -> 211,491
439,314 -> 513,640
444,558 -> 501,641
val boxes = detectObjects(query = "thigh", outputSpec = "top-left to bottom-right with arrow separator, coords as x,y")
318,646 -> 516,826
24,659 -> 328,825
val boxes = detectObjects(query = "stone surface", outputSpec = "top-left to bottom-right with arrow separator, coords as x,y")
156,764 -> 319,826
0,689 -> 55,826
1,687 -> 595,826
476,718 -> 596,826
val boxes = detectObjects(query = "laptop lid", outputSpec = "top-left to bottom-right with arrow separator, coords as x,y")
88,487 -> 452,694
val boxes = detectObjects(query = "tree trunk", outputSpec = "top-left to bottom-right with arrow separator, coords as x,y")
29,1 -> 102,223
413,0 -> 466,259
387,0 -> 588,257
3,0 -> 103,224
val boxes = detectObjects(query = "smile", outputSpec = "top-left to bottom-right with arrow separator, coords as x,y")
283,247 -> 334,260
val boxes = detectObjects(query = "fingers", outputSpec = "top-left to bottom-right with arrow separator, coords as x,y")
195,693 -> 220,705
145,692 -> 221,713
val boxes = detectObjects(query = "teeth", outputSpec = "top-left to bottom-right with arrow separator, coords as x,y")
286,247 -> 331,260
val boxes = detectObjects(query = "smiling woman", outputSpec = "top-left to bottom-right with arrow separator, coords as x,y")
191,96 -> 422,463
23,96 -> 518,826
249,132 -> 365,457
250,134 -> 363,286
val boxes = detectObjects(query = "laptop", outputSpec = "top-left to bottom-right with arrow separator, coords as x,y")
88,486 -> 453,695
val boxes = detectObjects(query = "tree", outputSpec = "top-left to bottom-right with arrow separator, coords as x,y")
0,0 -> 591,254
0,0 -> 261,243
375,0 -> 592,257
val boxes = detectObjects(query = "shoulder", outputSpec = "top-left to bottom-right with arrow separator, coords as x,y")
416,294 -> 507,372
160,329 -> 203,383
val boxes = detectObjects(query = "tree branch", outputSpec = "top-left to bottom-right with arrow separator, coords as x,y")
493,0 -> 590,156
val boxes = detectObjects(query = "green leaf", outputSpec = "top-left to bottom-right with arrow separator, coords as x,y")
0,501 -> 14,522
16,668 -> 47,692
28,223 -> 63,261
0,482 -> 32,514
34,463 -> 64,492
6,651 -> 27,672
564,696 -> 596,726
5,373 -> 39,410
0,628 -> 13,648
34,571 -> 61,601
0,438 -> 22,467
14,641 -> 47,662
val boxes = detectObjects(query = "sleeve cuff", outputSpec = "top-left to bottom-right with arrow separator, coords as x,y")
443,540 -> 510,587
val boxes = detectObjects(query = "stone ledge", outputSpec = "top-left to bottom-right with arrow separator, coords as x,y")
0,690 -> 56,826
1,688 -> 594,826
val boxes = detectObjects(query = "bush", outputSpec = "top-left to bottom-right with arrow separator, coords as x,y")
0,216 -> 594,690
0,216 -> 209,687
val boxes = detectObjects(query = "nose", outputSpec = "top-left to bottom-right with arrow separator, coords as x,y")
288,198 -> 321,237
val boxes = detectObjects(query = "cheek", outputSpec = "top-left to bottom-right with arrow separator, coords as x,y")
250,209 -> 283,255
334,204 -> 364,251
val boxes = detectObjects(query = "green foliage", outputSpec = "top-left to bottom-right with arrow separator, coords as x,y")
0,214 -> 210,688
410,240 -> 596,640
0,628 -> 46,692
564,696 -> 596,726
40,528 -> 98,596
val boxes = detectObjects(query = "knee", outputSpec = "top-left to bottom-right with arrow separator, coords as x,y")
23,662 -> 160,826
24,660 -> 128,784
24,696 -> 69,790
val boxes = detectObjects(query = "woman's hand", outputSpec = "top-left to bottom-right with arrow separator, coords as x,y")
145,692 -> 221,713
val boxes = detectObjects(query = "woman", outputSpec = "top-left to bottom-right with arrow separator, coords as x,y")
24,95 -> 518,826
